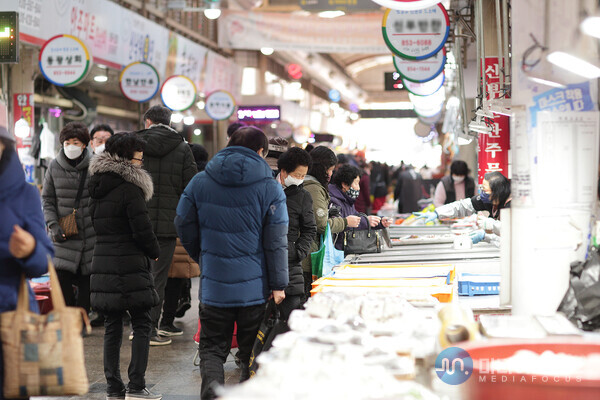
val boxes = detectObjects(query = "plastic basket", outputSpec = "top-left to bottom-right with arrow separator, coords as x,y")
458,273 -> 501,296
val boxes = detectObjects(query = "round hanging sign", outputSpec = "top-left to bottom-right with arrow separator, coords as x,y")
371,0 -> 443,11
403,72 -> 445,96
276,121 -> 293,139
205,90 -> 236,120
119,62 -> 160,103
160,75 -> 197,111
393,48 -> 446,83
39,34 -> 91,87
382,3 -> 450,60
417,110 -> 442,125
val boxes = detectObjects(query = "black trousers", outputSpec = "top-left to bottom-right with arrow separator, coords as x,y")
199,303 -> 265,400
56,269 -> 90,313
104,309 -> 152,393
302,271 -> 313,302
161,277 -> 185,325
149,238 -> 177,329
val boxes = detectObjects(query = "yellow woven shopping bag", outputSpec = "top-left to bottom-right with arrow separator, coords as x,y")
1,258 -> 91,398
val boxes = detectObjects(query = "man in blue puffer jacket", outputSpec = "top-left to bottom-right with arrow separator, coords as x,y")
175,126 -> 288,400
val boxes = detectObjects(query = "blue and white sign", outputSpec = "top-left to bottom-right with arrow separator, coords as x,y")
529,82 -> 595,127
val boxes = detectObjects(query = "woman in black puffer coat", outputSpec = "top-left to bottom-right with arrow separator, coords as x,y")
88,133 -> 161,399
275,147 -> 317,320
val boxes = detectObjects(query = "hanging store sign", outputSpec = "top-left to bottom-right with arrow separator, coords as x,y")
382,4 -> 449,60
393,48 -> 445,83
478,57 -> 510,184
371,0 -> 442,11
160,75 -> 197,111
477,116 -> 510,185
276,121 -> 293,139
39,34 -> 91,86
237,105 -> 280,121
12,93 -> 35,183
205,90 -> 236,120
403,72 -> 444,96
119,61 -> 160,103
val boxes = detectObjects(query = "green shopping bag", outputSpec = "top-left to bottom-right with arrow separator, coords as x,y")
310,223 -> 344,280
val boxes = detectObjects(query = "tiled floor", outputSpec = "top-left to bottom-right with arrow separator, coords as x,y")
33,278 -> 241,400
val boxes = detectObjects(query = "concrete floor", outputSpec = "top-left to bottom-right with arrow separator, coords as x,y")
34,278 -> 241,400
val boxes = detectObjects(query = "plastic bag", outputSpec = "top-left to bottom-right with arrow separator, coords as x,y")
311,223 -> 344,279
557,248 -> 600,331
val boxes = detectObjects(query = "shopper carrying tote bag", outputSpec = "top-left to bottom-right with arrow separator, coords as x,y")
0,259 -> 91,398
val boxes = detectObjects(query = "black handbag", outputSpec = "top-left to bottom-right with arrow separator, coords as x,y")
343,213 -> 382,256
248,300 -> 288,378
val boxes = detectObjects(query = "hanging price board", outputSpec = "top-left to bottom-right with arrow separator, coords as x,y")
119,61 -> 160,103
403,72 -> 445,96
39,34 -> 91,86
205,90 -> 236,120
160,75 -> 197,111
382,4 -> 449,60
393,48 -> 446,83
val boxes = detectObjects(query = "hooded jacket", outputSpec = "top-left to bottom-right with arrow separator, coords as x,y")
0,148 -> 53,314
136,124 -> 197,238
42,148 -> 95,275
88,152 -> 160,312
175,146 -> 289,308
301,176 -> 347,274
283,183 -> 317,296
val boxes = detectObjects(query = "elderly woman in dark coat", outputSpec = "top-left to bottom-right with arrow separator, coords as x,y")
42,122 -> 95,312
88,133 -> 161,400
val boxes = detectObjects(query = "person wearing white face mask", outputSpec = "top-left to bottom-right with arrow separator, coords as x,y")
276,147 -> 317,319
42,122 -> 95,315
90,124 -> 114,155
433,160 -> 476,208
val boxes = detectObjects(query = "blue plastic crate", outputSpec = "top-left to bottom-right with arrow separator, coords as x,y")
458,273 -> 501,296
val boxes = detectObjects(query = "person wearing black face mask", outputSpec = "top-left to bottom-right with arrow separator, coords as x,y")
329,164 -> 391,251
415,171 -> 511,223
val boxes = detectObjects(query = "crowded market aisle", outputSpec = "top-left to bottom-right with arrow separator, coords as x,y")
33,278 -> 242,400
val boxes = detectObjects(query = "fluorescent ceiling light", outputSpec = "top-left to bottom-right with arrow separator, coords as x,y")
527,75 -> 567,88
260,47 -> 274,56
183,115 -> 195,125
94,75 -> 108,82
318,11 -> 345,18
580,15 -> 600,39
547,51 -> 600,79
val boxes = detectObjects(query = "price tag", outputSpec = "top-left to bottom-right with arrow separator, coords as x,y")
382,4 -> 449,60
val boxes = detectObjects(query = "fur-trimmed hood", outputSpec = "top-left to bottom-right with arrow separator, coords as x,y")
89,152 -> 154,201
